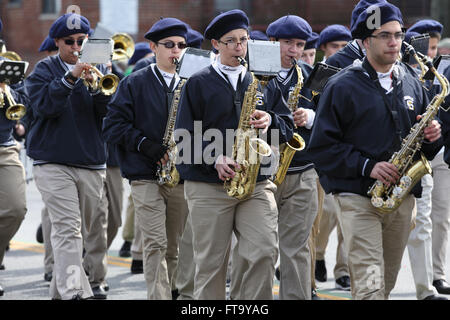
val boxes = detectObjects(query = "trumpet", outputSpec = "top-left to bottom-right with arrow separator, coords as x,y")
112,33 -> 135,61
0,84 -> 26,121
74,52 -> 119,96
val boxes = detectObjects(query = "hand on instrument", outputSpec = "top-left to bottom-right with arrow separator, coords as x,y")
419,116 -> 441,143
370,162 -> 400,186
139,138 -> 168,164
215,155 -> 240,181
293,108 -> 308,127
250,110 -> 271,133
71,61 -> 90,78
157,152 -> 170,167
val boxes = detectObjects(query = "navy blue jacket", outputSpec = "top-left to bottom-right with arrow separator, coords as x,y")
132,56 -> 156,73
308,59 -> 443,197
0,82 -> 29,146
175,65 -> 294,184
102,64 -> 179,181
25,55 -> 110,168
441,65 -> 450,167
326,41 -> 364,69
265,61 -> 316,175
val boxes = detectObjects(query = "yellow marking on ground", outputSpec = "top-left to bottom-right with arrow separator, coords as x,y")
317,292 -> 350,300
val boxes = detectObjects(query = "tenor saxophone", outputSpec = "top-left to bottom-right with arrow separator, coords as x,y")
272,60 -> 305,186
156,74 -> 186,188
367,42 -> 449,213
224,57 -> 272,200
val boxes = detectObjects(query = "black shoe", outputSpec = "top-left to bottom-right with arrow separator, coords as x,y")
315,260 -> 327,282
0,264 -> 5,270
44,271 -> 53,282
275,266 -> 281,281
433,280 -> 450,295
131,259 -> 143,274
91,286 -> 107,299
311,288 -> 322,300
102,281 -> 109,292
36,223 -> 43,244
119,241 -> 131,258
423,294 -> 448,300
172,289 -> 179,300
335,275 -> 351,291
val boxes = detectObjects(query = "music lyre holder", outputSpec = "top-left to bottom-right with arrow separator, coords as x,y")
422,54 -> 450,85
79,38 -> 114,64
304,62 -> 341,94
0,60 -> 28,85
177,47 -> 214,79
402,33 -> 430,65
247,40 -> 281,88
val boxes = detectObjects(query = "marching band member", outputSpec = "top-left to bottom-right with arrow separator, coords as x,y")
317,24 -> 352,62
0,18 -> 29,297
301,32 -> 318,67
308,2 -> 442,299
263,14 -> 318,300
175,9 -> 294,300
405,19 -> 450,299
102,17 -> 190,300
25,13 -> 111,300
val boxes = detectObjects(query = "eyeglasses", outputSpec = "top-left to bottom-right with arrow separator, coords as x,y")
218,37 -> 248,49
63,38 -> 85,46
157,41 -> 188,49
369,32 -> 405,42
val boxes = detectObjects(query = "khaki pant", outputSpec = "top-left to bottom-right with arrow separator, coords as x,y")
316,192 -> 349,279
34,164 -> 106,300
122,193 -> 135,242
175,212 -> 195,300
185,180 -> 278,300
335,194 -> 415,300
41,206 -> 54,274
309,178 -> 324,290
274,169 -> 319,300
0,144 -> 27,265
105,166 -> 124,248
131,181 -> 188,300
430,153 -> 450,281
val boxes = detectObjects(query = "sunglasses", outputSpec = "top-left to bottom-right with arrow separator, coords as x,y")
63,38 -> 85,46
157,41 -> 187,49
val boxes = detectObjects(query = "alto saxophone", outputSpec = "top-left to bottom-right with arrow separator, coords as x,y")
368,42 -> 449,213
272,60 -> 305,186
224,57 -> 272,200
156,64 -> 186,187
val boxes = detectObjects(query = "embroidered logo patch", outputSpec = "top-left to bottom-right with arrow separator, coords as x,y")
404,96 -> 415,110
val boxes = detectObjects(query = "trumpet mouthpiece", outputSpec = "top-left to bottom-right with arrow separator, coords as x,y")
73,51 -> 79,57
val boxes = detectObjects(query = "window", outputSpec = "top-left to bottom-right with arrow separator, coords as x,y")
40,0 -> 61,20
7,0 -> 22,8
42,0 -> 57,14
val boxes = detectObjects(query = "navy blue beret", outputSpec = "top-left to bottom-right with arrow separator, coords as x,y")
128,42 -> 152,65
408,19 -> 443,35
39,36 -> 58,52
250,30 -> 269,41
351,2 -> 403,40
144,17 -> 188,42
351,0 -> 387,31
186,27 -> 204,48
404,31 -> 421,44
49,13 -> 91,39
317,25 -> 352,48
305,32 -> 319,50
204,9 -> 249,40
266,15 -> 312,41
